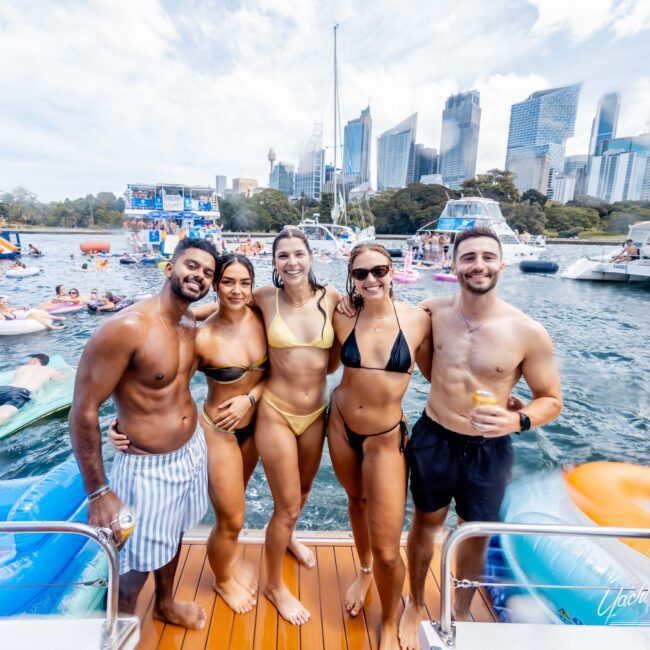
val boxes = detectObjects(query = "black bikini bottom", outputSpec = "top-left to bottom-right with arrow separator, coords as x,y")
333,399 -> 407,458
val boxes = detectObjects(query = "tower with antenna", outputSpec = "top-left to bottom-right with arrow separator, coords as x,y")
267,148 -> 276,173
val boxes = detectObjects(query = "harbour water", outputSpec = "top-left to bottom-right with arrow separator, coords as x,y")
0,233 -> 648,530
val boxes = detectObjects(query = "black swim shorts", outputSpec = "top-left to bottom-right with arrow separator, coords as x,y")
0,386 -> 32,410
405,410 -> 514,521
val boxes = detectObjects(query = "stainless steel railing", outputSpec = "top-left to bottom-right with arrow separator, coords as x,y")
438,522 -> 650,643
0,521 -> 121,650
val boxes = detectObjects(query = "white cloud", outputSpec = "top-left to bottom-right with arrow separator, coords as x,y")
526,0 -> 650,42
0,0 -> 647,200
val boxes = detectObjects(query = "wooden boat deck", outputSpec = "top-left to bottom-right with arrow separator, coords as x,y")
134,530 -> 497,649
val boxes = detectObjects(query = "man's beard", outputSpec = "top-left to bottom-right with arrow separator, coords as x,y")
169,273 -> 209,303
457,272 -> 499,295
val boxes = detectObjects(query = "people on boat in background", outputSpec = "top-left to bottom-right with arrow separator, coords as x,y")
329,243 -> 432,649
251,227 -> 341,625
28,243 -> 42,256
398,226 -> 563,650
0,295 -> 66,330
612,238 -> 640,262
0,353 -> 63,425
69,238 -> 219,631
9,260 -> 26,270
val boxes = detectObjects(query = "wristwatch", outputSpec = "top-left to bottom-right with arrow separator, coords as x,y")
517,412 -> 531,434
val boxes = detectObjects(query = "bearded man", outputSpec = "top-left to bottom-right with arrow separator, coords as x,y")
399,226 -> 562,649
69,238 -> 218,630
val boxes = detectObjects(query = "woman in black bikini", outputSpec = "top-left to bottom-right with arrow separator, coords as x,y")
330,243 -> 432,650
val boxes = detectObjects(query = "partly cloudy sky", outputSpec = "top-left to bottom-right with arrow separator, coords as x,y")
1,0 -> 649,201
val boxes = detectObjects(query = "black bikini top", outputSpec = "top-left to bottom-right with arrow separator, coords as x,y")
199,355 -> 270,384
341,302 -> 412,374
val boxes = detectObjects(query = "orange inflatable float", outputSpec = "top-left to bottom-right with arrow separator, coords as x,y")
79,241 -> 110,253
567,461 -> 650,556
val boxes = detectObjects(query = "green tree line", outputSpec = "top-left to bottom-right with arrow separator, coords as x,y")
0,188 -> 125,228
369,170 -> 650,237
2,174 -> 648,236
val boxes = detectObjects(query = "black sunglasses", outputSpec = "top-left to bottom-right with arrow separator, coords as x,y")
350,265 -> 391,281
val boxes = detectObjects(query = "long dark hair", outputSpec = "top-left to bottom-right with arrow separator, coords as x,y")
346,243 -> 394,310
271,227 -> 328,336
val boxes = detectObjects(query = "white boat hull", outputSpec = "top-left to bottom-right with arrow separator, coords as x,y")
562,257 -> 650,282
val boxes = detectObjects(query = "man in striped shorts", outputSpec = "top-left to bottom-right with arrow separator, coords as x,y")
69,238 -> 218,629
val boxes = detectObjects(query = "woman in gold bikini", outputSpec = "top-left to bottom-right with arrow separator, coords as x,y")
252,227 -> 341,626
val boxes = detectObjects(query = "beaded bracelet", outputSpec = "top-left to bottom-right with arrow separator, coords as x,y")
88,484 -> 111,503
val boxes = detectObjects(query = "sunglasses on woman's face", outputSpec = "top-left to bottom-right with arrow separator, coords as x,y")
69,291 -> 79,296
350,265 -> 391,281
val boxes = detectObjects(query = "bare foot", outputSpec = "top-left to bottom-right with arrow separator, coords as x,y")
379,623 -> 400,650
344,570 -> 373,617
265,584 -> 310,625
153,599 -> 206,629
288,534 -> 315,568
398,597 -> 423,650
233,556 -> 258,594
213,577 -> 256,614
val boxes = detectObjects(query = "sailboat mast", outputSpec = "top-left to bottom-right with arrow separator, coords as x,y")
332,23 -> 338,224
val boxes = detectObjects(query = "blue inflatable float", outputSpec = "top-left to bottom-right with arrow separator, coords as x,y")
0,458 -> 107,616
485,467 -> 650,626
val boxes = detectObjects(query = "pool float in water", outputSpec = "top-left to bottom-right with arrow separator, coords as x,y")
5,267 -> 41,278
119,257 -> 137,265
79,241 -> 110,253
486,463 -> 650,626
519,260 -> 559,274
0,355 -> 75,439
394,251 -> 421,284
0,318 -> 48,336
87,297 -> 134,314
434,272 -> 457,282
0,458 -> 107,616
43,302 -> 86,315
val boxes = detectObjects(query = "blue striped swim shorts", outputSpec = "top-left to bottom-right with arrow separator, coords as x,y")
111,424 -> 208,574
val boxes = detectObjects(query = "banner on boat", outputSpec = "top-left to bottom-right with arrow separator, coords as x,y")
437,217 -> 477,231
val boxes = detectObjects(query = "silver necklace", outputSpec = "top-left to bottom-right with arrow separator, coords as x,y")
458,301 -> 487,334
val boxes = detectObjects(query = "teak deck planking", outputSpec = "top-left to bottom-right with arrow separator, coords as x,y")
135,535 -> 497,649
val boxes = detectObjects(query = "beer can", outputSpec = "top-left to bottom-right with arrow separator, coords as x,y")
473,391 -> 497,408
117,508 -> 136,542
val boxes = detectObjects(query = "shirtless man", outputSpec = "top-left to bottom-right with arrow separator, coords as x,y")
69,238 -> 218,630
398,226 -> 562,649
0,354 -> 63,425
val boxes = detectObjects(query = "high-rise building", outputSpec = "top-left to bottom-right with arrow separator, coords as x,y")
505,84 -> 581,197
295,124 -> 325,200
589,92 -> 621,157
586,134 -> 650,202
439,91 -> 481,190
414,145 -> 438,183
564,154 -> 589,198
269,162 -> 295,197
376,114 -> 418,191
215,175 -> 227,197
343,106 -> 372,184
232,178 -> 258,197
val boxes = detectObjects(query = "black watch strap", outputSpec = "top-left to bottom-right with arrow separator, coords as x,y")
517,412 -> 531,434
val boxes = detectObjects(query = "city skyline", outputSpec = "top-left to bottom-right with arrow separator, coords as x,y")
1,1 -> 649,201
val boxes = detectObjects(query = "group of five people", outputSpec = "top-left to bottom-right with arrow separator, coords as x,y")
69,225 -> 562,650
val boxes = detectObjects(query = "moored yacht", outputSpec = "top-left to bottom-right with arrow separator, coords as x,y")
562,221 -> 650,282
414,197 -> 544,265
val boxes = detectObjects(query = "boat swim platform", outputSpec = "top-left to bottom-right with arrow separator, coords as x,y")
135,528 -> 496,649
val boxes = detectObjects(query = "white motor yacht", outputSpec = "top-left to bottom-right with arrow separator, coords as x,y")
562,221 -> 650,282
414,197 -> 544,265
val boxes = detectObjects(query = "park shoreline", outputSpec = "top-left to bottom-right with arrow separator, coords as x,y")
6,227 -> 624,245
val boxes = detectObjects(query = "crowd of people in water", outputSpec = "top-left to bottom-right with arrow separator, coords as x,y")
61,226 -> 561,650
